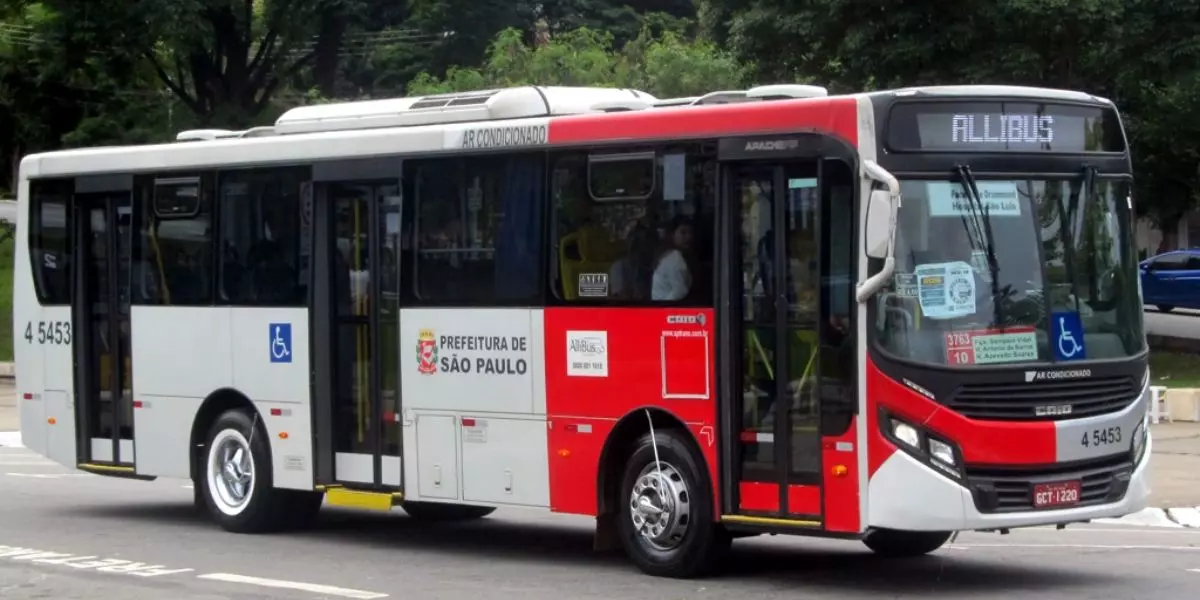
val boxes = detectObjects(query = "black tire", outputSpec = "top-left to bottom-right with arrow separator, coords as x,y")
1158,305 -> 1174,313
862,529 -> 951,558
616,429 -> 728,578
401,501 -> 496,521
200,409 -> 293,533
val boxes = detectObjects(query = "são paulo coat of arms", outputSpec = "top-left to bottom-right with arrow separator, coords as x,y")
416,329 -> 438,374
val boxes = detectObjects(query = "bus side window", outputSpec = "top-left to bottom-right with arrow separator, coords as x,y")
29,179 -> 73,305
134,175 -> 214,306
549,145 -> 715,306
412,152 -> 544,304
217,167 -> 309,306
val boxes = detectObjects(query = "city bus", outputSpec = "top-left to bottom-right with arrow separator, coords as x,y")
11,83 -> 1150,578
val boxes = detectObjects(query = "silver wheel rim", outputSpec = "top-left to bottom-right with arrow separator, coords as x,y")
628,461 -> 691,551
208,430 -> 254,515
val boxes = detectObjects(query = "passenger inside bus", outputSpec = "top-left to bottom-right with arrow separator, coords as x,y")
650,215 -> 696,301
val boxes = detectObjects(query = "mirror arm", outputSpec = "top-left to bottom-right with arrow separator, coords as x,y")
856,159 -> 901,302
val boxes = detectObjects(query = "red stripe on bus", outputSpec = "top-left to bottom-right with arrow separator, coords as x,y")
547,97 -> 860,146
865,357 -> 1055,472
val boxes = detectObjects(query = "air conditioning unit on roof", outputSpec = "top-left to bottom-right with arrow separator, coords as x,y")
272,85 -> 658,135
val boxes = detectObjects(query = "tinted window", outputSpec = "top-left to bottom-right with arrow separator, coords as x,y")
412,153 -> 544,303
218,167 -> 311,306
1152,253 -> 1189,271
133,175 -> 214,305
29,179 -> 72,304
550,145 -> 716,305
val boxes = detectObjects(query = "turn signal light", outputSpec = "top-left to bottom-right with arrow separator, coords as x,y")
832,464 -> 848,477
279,432 -> 289,439
47,417 -> 56,425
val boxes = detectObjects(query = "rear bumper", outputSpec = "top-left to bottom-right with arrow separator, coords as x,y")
866,432 -> 1151,532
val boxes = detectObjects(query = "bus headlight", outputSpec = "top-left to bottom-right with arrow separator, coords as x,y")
929,438 -> 956,467
1132,416 -> 1148,464
884,412 -> 962,479
890,419 -> 920,448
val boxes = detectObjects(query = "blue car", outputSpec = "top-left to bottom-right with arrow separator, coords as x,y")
1140,249 -> 1200,311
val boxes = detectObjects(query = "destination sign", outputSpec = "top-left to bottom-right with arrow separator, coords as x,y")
886,101 -> 1125,153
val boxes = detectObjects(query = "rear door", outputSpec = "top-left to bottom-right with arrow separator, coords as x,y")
71,187 -> 135,470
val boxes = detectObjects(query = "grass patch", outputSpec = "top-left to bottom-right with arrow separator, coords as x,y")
1149,351 -> 1200,388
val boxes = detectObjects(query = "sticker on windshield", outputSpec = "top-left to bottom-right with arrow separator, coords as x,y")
944,327 -> 1038,365
893,273 -> 918,297
915,261 -> 976,319
927,181 -> 1021,217
1050,310 -> 1087,361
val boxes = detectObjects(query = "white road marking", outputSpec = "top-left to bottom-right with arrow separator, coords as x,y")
0,545 -> 193,577
197,573 -> 388,599
952,543 -> 1200,552
0,432 -> 24,448
0,460 -> 60,466
5,473 -> 90,479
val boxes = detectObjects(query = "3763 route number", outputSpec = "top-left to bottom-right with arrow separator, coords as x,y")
24,320 -> 71,345
1080,426 -> 1121,448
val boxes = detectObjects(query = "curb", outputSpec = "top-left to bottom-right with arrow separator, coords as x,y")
0,362 -> 11,379
1098,507 -> 1200,528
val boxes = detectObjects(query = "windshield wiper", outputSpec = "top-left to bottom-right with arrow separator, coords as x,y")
954,164 -> 1004,326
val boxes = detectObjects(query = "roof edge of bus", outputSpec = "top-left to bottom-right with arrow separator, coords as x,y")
879,85 -> 1113,105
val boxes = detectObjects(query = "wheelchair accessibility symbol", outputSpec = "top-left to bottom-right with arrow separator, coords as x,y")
1051,311 -> 1086,361
269,323 -> 292,363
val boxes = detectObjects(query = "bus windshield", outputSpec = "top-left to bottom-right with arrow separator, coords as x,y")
874,172 -> 1145,367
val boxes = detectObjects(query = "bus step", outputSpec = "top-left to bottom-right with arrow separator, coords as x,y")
324,488 -> 401,511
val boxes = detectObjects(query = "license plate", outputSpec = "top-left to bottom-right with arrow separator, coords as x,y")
1032,480 -> 1081,509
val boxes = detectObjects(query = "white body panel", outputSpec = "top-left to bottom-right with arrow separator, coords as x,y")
230,308 -> 314,490
399,308 -> 550,509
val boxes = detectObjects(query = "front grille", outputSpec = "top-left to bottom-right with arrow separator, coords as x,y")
947,375 -> 1138,421
965,455 -> 1133,514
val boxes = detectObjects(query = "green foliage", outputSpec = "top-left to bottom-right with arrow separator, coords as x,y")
0,0 -> 1197,232
407,25 -> 748,99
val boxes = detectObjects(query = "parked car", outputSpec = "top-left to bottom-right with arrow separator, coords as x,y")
1140,249 -> 1200,311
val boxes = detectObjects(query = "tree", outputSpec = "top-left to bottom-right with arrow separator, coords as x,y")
407,24 -> 747,99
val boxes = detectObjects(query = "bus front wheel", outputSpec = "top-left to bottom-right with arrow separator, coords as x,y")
616,429 -> 729,578
862,529 -> 952,558
201,408 -> 295,533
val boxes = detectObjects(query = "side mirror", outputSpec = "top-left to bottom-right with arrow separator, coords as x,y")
864,188 -> 892,259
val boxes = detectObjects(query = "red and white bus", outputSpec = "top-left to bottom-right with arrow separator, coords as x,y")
12,83 -> 1150,577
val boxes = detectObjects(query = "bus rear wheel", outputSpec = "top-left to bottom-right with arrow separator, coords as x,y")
616,429 -> 728,578
201,408 -> 296,533
862,529 -> 952,558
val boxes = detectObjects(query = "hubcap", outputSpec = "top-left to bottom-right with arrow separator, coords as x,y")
628,461 -> 691,551
209,434 -> 254,512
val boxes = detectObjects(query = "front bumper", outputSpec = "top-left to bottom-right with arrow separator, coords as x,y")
866,430 -> 1151,532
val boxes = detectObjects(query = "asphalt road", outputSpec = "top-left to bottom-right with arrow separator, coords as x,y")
2,444 -> 1199,599
1145,307 -> 1200,338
